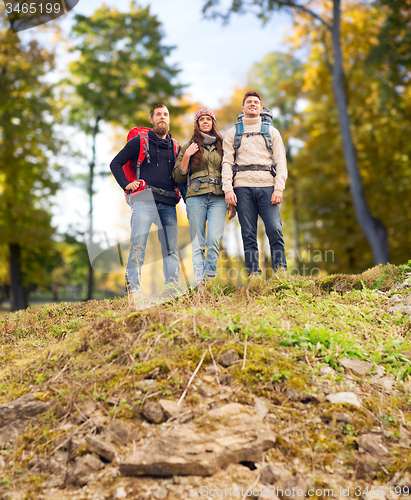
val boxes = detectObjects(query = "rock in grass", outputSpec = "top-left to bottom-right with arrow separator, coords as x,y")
326,391 -> 361,408
357,434 -> 389,457
120,408 -> 276,477
378,377 -> 394,391
340,358 -> 373,376
254,398 -> 269,421
335,412 -> 352,424
113,486 -> 127,499
371,365 -> 386,378
217,349 -> 239,367
319,366 -> 334,376
68,453 -> 105,486
355,453 -> 381,479
208,402 -> 249,419
85,435 -> 115,462
141,402 -> 166,424
286,387 -> 318,404
109,420 -> 143,445
276,475 -> 308,499
260,465 -> 290,485
0,420 -> 28,449
198,384 -> 219,398
158,399 -> 182,419
0,393 -> 49,428
153,488 -> 168,500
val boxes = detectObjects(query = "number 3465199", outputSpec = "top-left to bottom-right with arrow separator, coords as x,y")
5,3 -> 62,14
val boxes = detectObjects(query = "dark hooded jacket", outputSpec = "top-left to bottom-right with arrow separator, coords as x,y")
110,130 -> 179,205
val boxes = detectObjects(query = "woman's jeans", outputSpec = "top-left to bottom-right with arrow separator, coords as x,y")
234,186 -> 287,275
126,200 -> 179,292
186,194 -> 226,282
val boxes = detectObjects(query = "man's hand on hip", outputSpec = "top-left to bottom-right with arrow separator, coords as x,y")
271,189 -> 283,204
225,190 -> 237,206
125,180 -> 141,192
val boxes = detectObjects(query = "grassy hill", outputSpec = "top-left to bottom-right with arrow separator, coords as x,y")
0,263 -> 410,500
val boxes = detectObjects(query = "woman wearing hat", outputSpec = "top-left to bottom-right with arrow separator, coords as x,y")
173,109 -> 233,287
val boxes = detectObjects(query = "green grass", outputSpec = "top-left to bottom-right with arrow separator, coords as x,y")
0,263 -> 410,496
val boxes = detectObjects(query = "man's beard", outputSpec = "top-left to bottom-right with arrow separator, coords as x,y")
153,122 -> 169,136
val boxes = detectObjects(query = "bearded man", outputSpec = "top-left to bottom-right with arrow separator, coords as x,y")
110,103 -> 181,296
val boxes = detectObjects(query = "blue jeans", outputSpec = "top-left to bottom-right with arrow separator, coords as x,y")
234,186 -> 287,275
186,194 -> 227,282
126,200 -> 179,292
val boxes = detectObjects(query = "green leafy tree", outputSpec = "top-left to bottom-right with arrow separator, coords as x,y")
67,1 -> 183,300
0,12 -> 63,310
203,0 -> 390,265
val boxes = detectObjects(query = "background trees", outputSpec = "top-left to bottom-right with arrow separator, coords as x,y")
66,1 -> 184,300
283,0 -> 411,272
0,13 -> 63,310
203,0 -> 391,265
1,0 -> 410,310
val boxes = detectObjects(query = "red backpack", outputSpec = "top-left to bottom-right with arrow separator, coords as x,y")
122,127 -> 180,193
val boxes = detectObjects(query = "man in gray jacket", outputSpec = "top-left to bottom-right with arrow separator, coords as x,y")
222,91 -> 288,277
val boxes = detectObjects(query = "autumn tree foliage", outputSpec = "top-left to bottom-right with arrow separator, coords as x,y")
236,2 -> 411,273
203,0 -> 392,266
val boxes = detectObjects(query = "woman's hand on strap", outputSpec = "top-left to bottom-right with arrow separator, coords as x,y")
185,142 -> 199,157
180,143 -> 199,173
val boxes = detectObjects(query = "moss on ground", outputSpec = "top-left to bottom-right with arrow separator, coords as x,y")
0,263 -> 410,496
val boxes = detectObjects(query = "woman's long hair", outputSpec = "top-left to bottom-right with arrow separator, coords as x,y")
190,120 -> 223,165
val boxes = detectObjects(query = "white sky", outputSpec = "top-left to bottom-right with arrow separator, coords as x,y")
42,0 -> 291,252
63,0 -> 290,109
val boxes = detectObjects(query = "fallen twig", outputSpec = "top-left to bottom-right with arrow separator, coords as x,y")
178,349 -> 208,406
242,335 -> 248,370
142,391 -> 161,405
51,358 -> 72,383
242,471 -> 262,500
208,346 -> 221,388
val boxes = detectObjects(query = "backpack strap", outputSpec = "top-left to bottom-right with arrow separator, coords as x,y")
260,107 -> 276,178
231,108 -> 277,181
133,130 -> 150,183
233,112 -> 244,180
147,185 -> 178,199
128,183 -> 178,200
188,177 -> 222,192
172,139 -> 180,160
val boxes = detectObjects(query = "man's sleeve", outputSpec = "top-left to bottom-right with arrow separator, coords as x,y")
109,137 -> 140,190
222,127 -> 235,193
271,127 -> 288,192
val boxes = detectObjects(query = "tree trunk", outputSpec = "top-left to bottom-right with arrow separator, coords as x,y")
86,116 -> 100,301
329,0 -> 389,264
9,243 -> 27,311
286,147 -> 301,273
